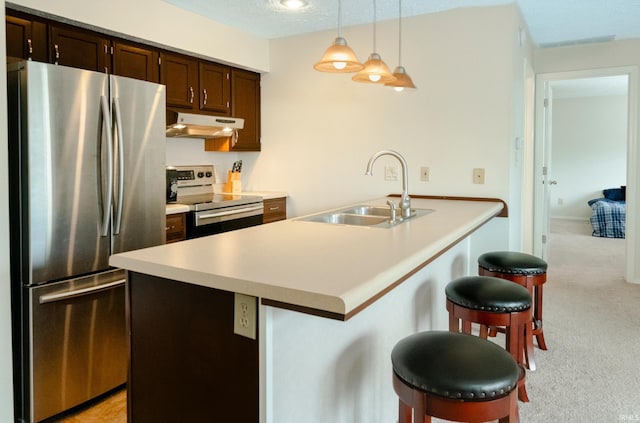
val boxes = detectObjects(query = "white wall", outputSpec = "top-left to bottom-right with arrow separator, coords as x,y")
550,95 -> 628,219
250,5 -> 529,221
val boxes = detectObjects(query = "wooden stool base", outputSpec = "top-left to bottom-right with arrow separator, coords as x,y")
394,372 -> 519,423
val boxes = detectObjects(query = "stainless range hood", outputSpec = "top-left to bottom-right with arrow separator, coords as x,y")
166,111 -> 244,139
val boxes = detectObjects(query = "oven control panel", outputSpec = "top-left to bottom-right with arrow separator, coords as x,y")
170,165 -> 215,188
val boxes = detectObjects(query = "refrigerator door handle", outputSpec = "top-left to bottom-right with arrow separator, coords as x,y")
112,97 -> 125,235
38,278 -> 126,304
100,95 -> 114,237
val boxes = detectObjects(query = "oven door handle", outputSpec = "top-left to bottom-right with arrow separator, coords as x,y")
198,205 -> 263,220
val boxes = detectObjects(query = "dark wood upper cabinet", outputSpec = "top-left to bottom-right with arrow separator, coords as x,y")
6,14 -> 48,62
231,69 -> 261,151
198,62 -> 230,115
160,52 -> 199,109
6,8 -> 262,152
112,42 -> 159,83
50,25 -> 111,73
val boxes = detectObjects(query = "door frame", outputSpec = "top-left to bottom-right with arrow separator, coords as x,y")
533,66 -> 638,283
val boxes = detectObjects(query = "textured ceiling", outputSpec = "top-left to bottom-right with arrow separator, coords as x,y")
163,0 -> 640,47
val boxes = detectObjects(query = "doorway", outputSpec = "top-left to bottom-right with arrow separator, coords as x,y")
533,67 -> 638,283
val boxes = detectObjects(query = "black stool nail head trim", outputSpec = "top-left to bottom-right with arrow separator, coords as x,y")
445,276 -> 532,312
391,331 -> 519,400
478,251 -> 548,276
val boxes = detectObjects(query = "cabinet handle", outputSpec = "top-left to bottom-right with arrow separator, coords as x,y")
27,39 -> 33,59
166,225 -> 175,230
189,86 -> 194,104
54,44 -> 60,64
203,88 -> 208,105
269,207 -> 280,211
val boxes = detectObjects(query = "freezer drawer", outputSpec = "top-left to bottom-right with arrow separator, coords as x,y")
28,269 -> 127,422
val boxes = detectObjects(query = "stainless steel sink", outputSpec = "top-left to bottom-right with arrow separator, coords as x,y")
303,213 -> 388,226
297,205 -> 434,228
340,206 -> 391,217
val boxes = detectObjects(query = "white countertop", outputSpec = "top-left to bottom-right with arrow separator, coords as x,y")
113,197 -> 502,318
165,204 -> 190,214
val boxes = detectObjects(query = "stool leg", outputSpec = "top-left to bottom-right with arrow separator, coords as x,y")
517,365 -> 529,403
533,285 -> 548,350
448,310 -> 458,333
412,391 -> 427,423
498,390 -> 520,423
398,399 -> 411,423
524,318 -> 536,371
479,324 -> 489,339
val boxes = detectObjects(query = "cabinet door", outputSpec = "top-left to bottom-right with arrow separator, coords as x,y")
50,26 -> 111,73
263,198 -> 287,224
231,69 -> 261,151
165,213 -> 186,243
199,61 -> 230,115
6,14 -> 48,62
160,52 -> 198,109
113,42 -> 159,82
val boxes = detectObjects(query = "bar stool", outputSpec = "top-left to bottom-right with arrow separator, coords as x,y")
392,331 -> 519,423
446,276 -> 532,402
478,251 -> 548,371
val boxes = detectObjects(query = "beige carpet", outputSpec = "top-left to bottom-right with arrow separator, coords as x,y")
518,218 -> 640,422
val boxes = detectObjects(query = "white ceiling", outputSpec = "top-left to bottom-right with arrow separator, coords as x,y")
162,0 -> 640,48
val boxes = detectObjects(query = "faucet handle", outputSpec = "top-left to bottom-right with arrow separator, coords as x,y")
386,200 -> 398,224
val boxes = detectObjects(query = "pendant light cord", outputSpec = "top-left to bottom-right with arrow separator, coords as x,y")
338,0 -> 342,38
373,0 -> 377,53
398,0 -> 402,65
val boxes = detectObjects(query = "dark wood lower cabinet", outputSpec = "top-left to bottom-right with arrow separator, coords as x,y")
128,273 -> 259,422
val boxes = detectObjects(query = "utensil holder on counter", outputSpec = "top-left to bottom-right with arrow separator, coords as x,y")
225,170 -> 242,193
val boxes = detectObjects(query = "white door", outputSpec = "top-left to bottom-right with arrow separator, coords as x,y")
533,79 -> 553,260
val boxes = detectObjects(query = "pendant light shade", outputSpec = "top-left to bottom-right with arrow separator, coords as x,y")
352,53 -> 396,83
352,0 -> 395,84
314,37 -> 364,72
388,66 -> 416,91
385,0 -> 417,91
314,0 -> 363,73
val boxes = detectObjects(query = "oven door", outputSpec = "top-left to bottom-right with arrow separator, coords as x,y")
187,203 -> 264,239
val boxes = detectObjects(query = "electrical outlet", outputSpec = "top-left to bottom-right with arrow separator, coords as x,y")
385,165 -> 399,181
420,166 -> 430,182
234,293 -> 257,339
473,168 -> 485,184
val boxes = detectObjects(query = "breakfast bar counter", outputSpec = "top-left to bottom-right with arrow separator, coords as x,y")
112,196 -> 503,320
109,196 -> 505,423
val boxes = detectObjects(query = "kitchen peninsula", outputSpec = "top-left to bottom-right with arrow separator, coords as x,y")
109,196 -> 504,423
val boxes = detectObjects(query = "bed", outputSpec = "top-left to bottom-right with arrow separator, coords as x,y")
588,187 -> 626,238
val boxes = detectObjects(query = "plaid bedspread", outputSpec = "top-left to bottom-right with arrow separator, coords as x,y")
589,199 -> 626,238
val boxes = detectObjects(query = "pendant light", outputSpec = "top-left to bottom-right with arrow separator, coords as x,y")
385,0 -> 416,91
352,0 -> 396,84
314,0 -> 363,73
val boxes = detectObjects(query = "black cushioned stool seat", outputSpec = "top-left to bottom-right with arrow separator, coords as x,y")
391,331 -> 519,423
446,276 -> 532,403
478,251 -> 549,372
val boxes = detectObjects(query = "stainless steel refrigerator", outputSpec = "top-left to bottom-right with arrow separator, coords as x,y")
7,61 -> 166,423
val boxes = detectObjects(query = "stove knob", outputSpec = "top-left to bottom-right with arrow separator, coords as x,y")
205,171 -> 212,177
197,172 -> 204,178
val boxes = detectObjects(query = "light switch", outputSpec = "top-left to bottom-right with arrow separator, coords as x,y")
473,168 -> 485,184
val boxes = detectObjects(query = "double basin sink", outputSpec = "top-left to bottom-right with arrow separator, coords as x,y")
298,204 -> 433,228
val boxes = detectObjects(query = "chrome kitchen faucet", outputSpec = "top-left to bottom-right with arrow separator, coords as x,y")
365,150 -> 412,219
